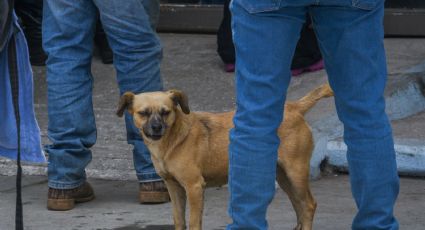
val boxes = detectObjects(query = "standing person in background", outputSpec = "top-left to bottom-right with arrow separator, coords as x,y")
15,0 -> 113,66
43,0 -> 169,211
227,0 -> 399,229
217,0 -> 323,75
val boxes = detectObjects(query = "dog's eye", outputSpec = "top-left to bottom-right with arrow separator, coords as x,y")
161,110 -> 171,116
138,110 -> 151,117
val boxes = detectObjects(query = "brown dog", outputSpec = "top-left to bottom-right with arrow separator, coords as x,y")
117,84 -> 333,230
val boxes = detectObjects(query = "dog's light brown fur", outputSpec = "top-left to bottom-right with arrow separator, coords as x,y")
117,84 -> 334,230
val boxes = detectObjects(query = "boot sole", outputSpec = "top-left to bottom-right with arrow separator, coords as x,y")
139,191 -> 170,204
47,194 -> 95,211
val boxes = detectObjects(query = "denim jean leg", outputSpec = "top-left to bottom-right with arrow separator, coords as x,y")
125,114 -> 162,182
311,1 -> 399,229
142,0 -> 160,31
42,0 -> 97,189
228,1 -> 306,229
94,0 -> 163,182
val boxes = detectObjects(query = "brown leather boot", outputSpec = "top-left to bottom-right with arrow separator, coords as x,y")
47,182 -> 95,211
139,181 -> 170,204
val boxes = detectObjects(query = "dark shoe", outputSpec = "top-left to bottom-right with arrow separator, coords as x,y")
139,181 -> 170,204
47,182 -> 95,211
224,63 -> 235,73
291,59 -> 324,77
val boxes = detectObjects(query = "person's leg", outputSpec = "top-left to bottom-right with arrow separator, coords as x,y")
290,14 -> 324,76
93,0 -> 166,202
217,0 -> 235,72
228,1 -> 306,229
15,0 -> 47,66
43,0 -> 97,190
310,1 -> 399,229
42,0 -> 97,210
94,18 -> 113,64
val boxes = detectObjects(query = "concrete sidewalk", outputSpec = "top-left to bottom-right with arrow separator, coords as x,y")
1,175 -> 425,230
0,33 -> 425,229
1,34 -> 425,179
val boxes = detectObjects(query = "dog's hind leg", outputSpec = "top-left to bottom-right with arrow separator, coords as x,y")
276,160 -> 316,230
164,179 -> 187,230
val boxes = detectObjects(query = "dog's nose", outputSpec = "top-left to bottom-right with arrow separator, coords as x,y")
151,123 -> 162,132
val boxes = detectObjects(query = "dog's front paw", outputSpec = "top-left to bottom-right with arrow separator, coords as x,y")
293,224 -> 302,230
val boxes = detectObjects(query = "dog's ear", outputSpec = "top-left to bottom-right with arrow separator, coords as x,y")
116,92 -> 135,117
168,89 -> 190,114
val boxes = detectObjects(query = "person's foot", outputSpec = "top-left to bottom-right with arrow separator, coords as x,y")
224,63 -> 235,73
139,181 -> 170,204
291,59 -> 324,77
47,182 -> 95,211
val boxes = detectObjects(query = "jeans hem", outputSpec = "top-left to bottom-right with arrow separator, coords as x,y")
137,172 -> 162,183
138,178 -> 163,183
48,178 -> 86,190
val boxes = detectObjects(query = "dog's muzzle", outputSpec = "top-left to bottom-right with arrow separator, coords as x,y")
143,118 -> 166,141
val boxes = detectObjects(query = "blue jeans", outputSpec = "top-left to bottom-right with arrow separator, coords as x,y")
228,0 -> 399,229
42,0 -> 163,189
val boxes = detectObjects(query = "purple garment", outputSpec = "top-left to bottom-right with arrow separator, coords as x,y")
0,13 -> 45,163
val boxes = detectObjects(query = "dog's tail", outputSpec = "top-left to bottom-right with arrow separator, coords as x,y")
291,84 -> 334,115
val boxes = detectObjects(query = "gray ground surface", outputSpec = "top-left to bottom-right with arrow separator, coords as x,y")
2,34 -> 424,179
392,111 -> 425,139
1,34 -> 425,229
1,175 -> 424,230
